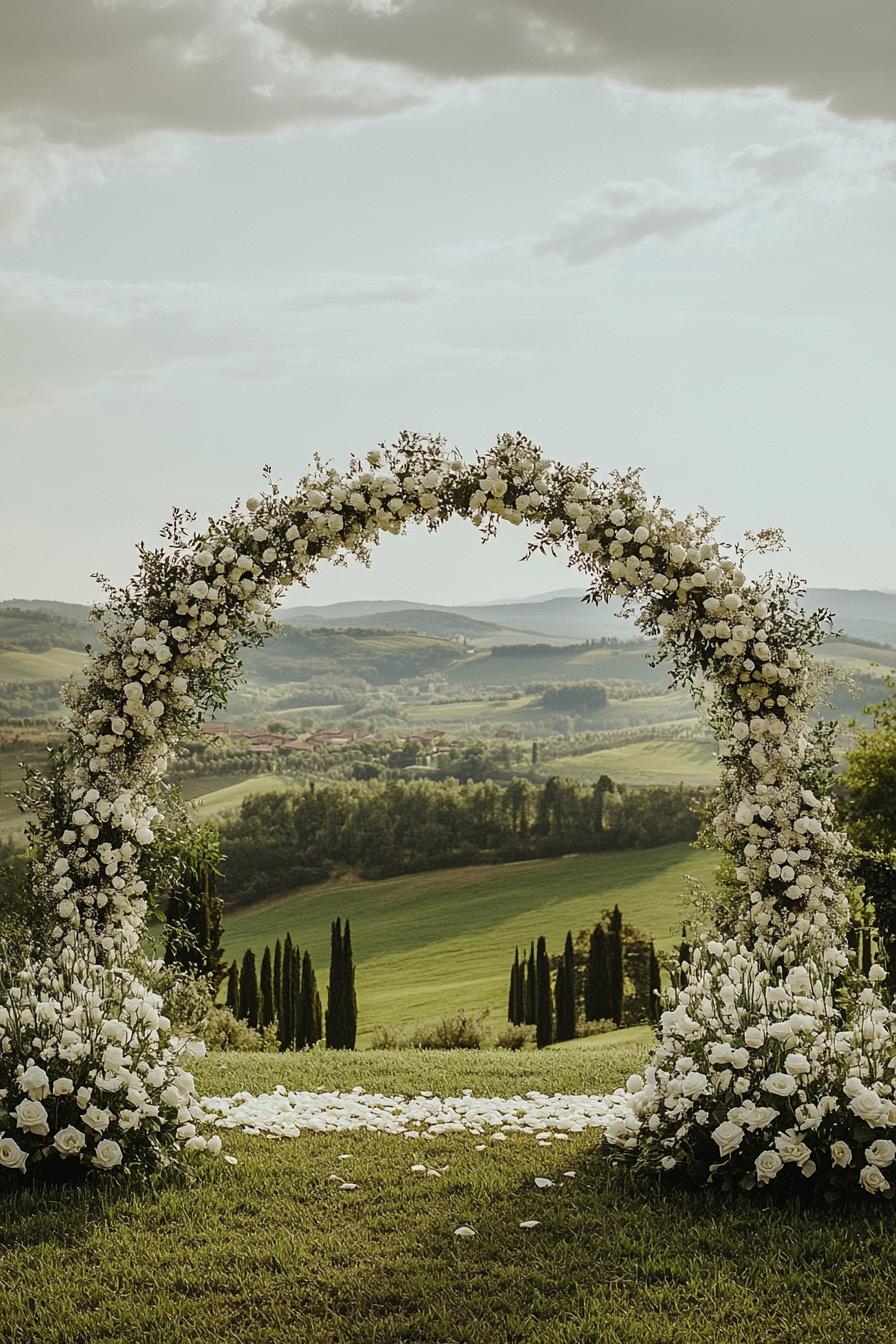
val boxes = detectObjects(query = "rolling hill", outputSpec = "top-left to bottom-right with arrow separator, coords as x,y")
221,842 -> 717,1044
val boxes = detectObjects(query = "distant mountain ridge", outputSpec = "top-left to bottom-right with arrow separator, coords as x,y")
4,587 -> 896,649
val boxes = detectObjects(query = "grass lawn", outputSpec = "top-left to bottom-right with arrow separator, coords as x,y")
222,844 -> 717,1043
2,1044 -> 895,1344
537,739 -> 719,786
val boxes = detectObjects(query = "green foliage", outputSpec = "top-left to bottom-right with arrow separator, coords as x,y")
535,936 -> 553,1049
260,946 -> 276,1028
585,924 -> 613,1023
215,776 -> 705,906
840,681 -> 896,853
239,948 -> 259,1028
225,960 -> 239,1013
326,917 -> 357,1050
553,931 -> 577,1042
163,822 -> 226,989
494,1022 -> 534,1050
540,682 -> 608,714
607,905 -> 624,1027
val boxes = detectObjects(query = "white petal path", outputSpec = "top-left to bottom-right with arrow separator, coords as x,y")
199,1084 -> 629,1141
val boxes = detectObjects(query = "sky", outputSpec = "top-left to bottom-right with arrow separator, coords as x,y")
1,0 -> 895,608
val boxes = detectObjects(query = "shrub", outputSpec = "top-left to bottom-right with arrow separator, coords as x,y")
409,1012 -> 485,1050
200,1005 -> 270,1052
579,1018 -> 617,1036
495,1023 -> 535,1051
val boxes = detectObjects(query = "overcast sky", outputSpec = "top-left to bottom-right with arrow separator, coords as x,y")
1,1 -> 894,607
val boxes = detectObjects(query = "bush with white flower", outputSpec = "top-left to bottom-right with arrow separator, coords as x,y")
597,943 -> 896,1198
0,935 -> 217,1179
1,432 -> 882,1190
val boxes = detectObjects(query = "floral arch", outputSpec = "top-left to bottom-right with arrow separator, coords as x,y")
3,433 -> 894,1196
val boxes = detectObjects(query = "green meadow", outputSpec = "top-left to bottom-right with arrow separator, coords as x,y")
221,843 -> 716,1042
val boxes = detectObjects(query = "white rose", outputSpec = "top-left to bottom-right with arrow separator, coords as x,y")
830,1140 -> 852,1168
865,1139 -> 896,1168
860,1164 -> 890,1195
92,1140 -> 123,1171
19,1065 -> 51,1099
763,1073 -> 797,1098
14,1098 -> 49,1134
82,1105 -> 111,1132
52,1077 -> 74,1097
755,1150 -> 783,1184
869,965 -> 887,984
711,1120 -> 744,1157
0,1137 -> 28,1171
608,508 -> 626,526
53,1125 -> 87,1157
743,1026 -> 765,1049
849,1090 -> 884,1123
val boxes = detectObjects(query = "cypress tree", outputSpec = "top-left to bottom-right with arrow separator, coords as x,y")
342,919 -> 358,1050
273,938 -> 283,1007
554,930 -> 576,1041
225,960 -> 239,1014
514,945 -> 525,1023
239,948 -> 259,1028
535,936 -> 553,1048
292,946 -> 302,1046
260,945 -> 275,1029
585,924 -> 614,1022
300,950 -> 322,1047
607,905 -> 624,1027
327,919 -> 346,1042
525,940 -> 537,1024
326,917 -> 343,1048
508,948 -> 520,1023
278,933 -> 294,1051
313,988 -> 323,1043
648,942 -> 662,1023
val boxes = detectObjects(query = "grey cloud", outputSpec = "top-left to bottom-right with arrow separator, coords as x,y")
534,180 -> 736,263
730,140 -> 829,183
1,1 -> 420,144
268,0 -> 896,122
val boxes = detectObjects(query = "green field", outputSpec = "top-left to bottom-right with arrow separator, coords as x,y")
222,844 -> 716,1042
537,739 -> 719,786
3,1045 -> 895,1344
444,645 -> 671,686
0,647 -> 85,684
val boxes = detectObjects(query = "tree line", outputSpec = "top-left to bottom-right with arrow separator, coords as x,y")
217,775 -> 705,904
507,907 -> 662,1047
225,917 -> 357,1050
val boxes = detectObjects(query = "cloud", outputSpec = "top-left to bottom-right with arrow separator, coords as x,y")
0,269 -> 437,408
268,0 -> 896,122
533,129 -> 896,264
0,0 -> 423,240
534,179 -> 735,263
0,0 -> 418,143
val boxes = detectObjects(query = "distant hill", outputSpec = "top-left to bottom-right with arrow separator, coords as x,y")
281,588 -> 896,647
0,602 -> 93,653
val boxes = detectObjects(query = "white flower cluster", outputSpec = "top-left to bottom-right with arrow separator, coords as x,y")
6,433 -> 864,1187
0,939 -> 215,1178
597,942 -> 896,1197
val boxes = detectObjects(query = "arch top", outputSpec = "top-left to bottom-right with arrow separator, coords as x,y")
33,431 -> 842,969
